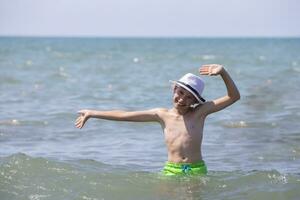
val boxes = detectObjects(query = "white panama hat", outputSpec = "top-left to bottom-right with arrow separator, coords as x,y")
170,73 -> 206,104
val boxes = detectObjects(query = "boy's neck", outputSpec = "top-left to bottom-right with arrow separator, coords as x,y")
172,107 -> 193,116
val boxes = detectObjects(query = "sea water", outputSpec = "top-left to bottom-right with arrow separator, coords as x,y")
0,37 -> 300,200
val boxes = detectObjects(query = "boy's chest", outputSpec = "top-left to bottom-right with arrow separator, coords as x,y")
163,117 -> 203,139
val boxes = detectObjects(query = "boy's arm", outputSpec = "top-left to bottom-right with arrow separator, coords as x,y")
199,64 -> 240,115
75,108 -> 163,129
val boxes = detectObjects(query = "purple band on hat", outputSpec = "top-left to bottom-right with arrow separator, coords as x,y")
177,81 -> 206,103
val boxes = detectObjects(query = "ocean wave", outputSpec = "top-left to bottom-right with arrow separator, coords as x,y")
221,120 -> 278,128
191,54 -> 216,61
0,119 -> 48,127
1,153 -> 299,200
0,76 -> 21,85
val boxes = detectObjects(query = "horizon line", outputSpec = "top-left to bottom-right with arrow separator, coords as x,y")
0,35 -> 300,39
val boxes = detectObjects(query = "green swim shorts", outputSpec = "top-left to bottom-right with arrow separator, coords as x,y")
163,161 -> 207,176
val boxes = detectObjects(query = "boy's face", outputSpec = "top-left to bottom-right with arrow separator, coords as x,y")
173,86 -> 198,110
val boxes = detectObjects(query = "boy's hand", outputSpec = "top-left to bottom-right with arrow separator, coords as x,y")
199,64 -> 224,76
75,110 -> 91,129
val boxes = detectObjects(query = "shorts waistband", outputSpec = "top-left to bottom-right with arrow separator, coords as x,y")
165,160 -> 206,168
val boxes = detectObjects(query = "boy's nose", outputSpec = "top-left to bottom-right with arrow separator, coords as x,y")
178,97 -> 186,103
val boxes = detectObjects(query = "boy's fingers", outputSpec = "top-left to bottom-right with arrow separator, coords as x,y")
199,66 -> 210,72
75,122 -> 81,128
75,117 -> 85,126
199,67 -> 210,74
201,64 -> 213,68
201,65 -> 210,68
76,116 -> 82,123
200,69 -> 209,73
202,64 -> 218,67
199,72 -> 208,75
76,115 -> 84,121
76,110 -> 89,129
76,121 -> 83,128
78,122 -> 84,129
200,72 -> 208,75
75,113 -> 88,129
199,68 -> 208,72
76,125 -> 82,129
75,119 -> 81,125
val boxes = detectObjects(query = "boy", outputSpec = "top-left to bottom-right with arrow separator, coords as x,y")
75,64 -> 240,175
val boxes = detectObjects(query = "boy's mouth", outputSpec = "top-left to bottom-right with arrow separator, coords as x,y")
176,102 -> 187,107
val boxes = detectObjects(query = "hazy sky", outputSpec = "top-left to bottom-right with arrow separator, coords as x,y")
1,0 -> 299,37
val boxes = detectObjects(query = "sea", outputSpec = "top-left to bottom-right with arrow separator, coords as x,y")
0,37 -> 300,200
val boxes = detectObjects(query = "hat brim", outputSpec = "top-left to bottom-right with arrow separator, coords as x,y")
169,80 -> 205,104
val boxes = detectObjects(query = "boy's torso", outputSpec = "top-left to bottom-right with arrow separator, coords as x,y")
158,108 -> 206,164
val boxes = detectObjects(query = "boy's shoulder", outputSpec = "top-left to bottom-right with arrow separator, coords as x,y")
151,108 -> 172,118
153,107 -> 169,113
194,101 -> 214,116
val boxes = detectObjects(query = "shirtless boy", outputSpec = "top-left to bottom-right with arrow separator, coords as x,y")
75,64 -> 240,175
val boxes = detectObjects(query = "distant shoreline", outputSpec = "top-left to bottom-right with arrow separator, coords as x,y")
0,35 -> 299,40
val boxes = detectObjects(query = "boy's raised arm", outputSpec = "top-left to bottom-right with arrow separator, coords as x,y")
75,108 -> 163,129
199,64 -> 240,114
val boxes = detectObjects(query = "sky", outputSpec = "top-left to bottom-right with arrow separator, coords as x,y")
0,0 -> 300,37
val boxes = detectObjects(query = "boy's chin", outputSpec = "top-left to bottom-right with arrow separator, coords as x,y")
174,103 -> 190,109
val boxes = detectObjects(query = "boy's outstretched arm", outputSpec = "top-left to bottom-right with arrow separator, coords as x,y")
199,64 -> 240,114
75,109 -> 163,129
